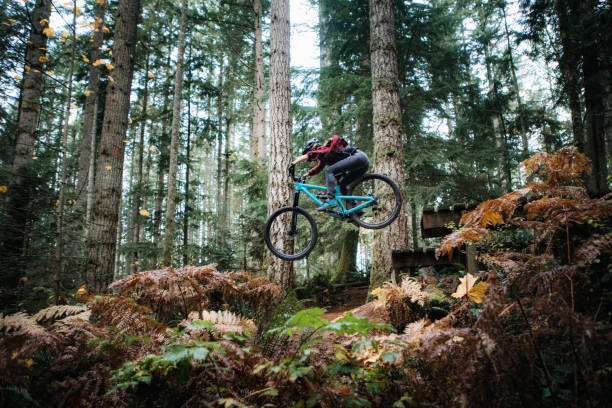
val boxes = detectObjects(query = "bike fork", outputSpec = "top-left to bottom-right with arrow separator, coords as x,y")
289,190 -> 301,235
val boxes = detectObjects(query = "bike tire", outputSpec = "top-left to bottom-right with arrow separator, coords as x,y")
348,173 -> 402,229
264,206 -> 318,260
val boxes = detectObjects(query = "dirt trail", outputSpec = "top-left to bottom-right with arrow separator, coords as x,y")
321,283 -> 369,321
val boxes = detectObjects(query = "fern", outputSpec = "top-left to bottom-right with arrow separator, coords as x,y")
182,310 -> 256,335
0,312 -> 45,335
33,305 -> 89,325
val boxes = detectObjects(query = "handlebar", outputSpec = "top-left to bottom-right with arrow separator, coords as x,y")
288,164 -> 305,182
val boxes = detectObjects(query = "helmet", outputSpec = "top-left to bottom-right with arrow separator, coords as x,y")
302,138 -> 320,155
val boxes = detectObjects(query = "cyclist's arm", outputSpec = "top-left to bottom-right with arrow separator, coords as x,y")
305,160 -> 324,177
292,154 -> 308,166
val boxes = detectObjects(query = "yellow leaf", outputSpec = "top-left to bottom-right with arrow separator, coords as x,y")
38,56 -> 47,63
24,358 -> 34,368
128,118 -> 133,124
63,1 -> 73,7
42,27 -> 54,37
75,6 -> 82,14
62,32 -> 69,38
8,18 -> 16,24
47,70 -> 54,75
84,90 -> 91,97
149,146 -> 156,152
0,186 -> 7,193
32,156 -> 38,160
468,281 -> 488,303
33,69 -> 40,73
102,26 -> 110,34
92,59 -> 105,66
11,352 -> 19,360
451,273 -> 478,299
109,50 -> 112,56
139,209 -> 150,217
480,210 -> 505,228
108,75 -> 114,83
105,165 -> 112,170
1,22 -> 9,27
76,284 -> 87,296
123,139 -> 130,144
97,0 -> 105,4
15,75 -> 22,80
147,72 -> 154,79
25,65 -> 30,71
105,63 -> 114,71
81,54 -> 89,63
39,18 -> 49,26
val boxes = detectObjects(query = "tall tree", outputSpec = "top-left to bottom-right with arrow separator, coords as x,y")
369,0 -> 408,289
252,0 -> 266,160
83,0 -> 141,293
0,0 -> 52,309
162,0 -> 189,266
55,2 -> 78,304
267,0 -> 293,295
76,1 -> 107,212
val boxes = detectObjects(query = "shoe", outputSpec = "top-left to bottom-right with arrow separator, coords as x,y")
317,199 -> 337,211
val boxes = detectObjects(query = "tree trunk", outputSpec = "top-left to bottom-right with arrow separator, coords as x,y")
554,0 -> 585,151
83,0 -> 141,293
153,72 -> 171,265
183,70 -> 192,266
76,1 -> 106,210
369,0 -> 407,290
580,0 -> 609,195
0,0 -> 52,310
215,60 -> 224,245
129,52 -> 150,273
252,0 -> 266,160
161,0 -> 188,266
483,42 -> 506,190
267,0 -> 294,295
332,229 -> 359,284
55,3 -> 78,304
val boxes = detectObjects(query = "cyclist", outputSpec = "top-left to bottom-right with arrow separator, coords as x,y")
290,135 -> 369,210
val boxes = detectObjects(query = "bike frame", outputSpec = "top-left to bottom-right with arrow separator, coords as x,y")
292,182 -> 374,216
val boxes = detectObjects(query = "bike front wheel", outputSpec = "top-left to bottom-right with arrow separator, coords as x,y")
264,206 -> 318,260
347,174 -> 402,229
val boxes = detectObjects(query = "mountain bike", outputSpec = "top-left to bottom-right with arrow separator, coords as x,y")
264,165 -> 402,260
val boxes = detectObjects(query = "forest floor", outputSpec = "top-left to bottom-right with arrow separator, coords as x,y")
321,283 -> 369,321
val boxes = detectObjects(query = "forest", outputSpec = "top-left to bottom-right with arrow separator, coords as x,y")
0,0 -> 611,406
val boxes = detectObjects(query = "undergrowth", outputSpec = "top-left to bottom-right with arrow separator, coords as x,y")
0,148 -> 610,407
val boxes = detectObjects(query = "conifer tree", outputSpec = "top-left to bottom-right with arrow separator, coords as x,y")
369,0 -> 408,289
267,0 -> 293,294
84,0 -> 141,292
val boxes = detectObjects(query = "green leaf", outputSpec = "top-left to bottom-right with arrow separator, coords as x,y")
261,388 -> 279,396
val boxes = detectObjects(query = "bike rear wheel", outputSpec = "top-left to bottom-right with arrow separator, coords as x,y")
264,206 -> 318,260
347,174 -> 402,229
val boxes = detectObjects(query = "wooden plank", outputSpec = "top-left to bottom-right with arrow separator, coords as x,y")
391,248 -> 461,270
420,205 -> 474,238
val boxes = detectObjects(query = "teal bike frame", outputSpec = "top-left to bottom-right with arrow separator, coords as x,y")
293,182 -> 374,216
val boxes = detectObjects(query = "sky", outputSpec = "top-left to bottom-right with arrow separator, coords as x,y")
290,0 -> 320,70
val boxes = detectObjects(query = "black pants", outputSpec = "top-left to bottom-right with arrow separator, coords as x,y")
325,151 -> 369,196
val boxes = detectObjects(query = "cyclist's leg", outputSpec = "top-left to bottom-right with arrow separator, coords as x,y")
339,151 -> 369,192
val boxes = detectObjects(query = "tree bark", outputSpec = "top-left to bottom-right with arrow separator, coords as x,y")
83,0 -> 141,293
369,0 -> 408,290
0,0 -> 52,309
554,0 -> 585,152
580,0 -> 609,195
267,0 -> 294,295
76,1 -> 106,210
55,3 -> 78,304
183,68 -> 192,266
332,229 -> 359,284
252,0 -> 266,160
161,0 -> 188,266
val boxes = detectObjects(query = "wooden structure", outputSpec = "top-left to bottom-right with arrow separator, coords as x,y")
391,205 -> 477,280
